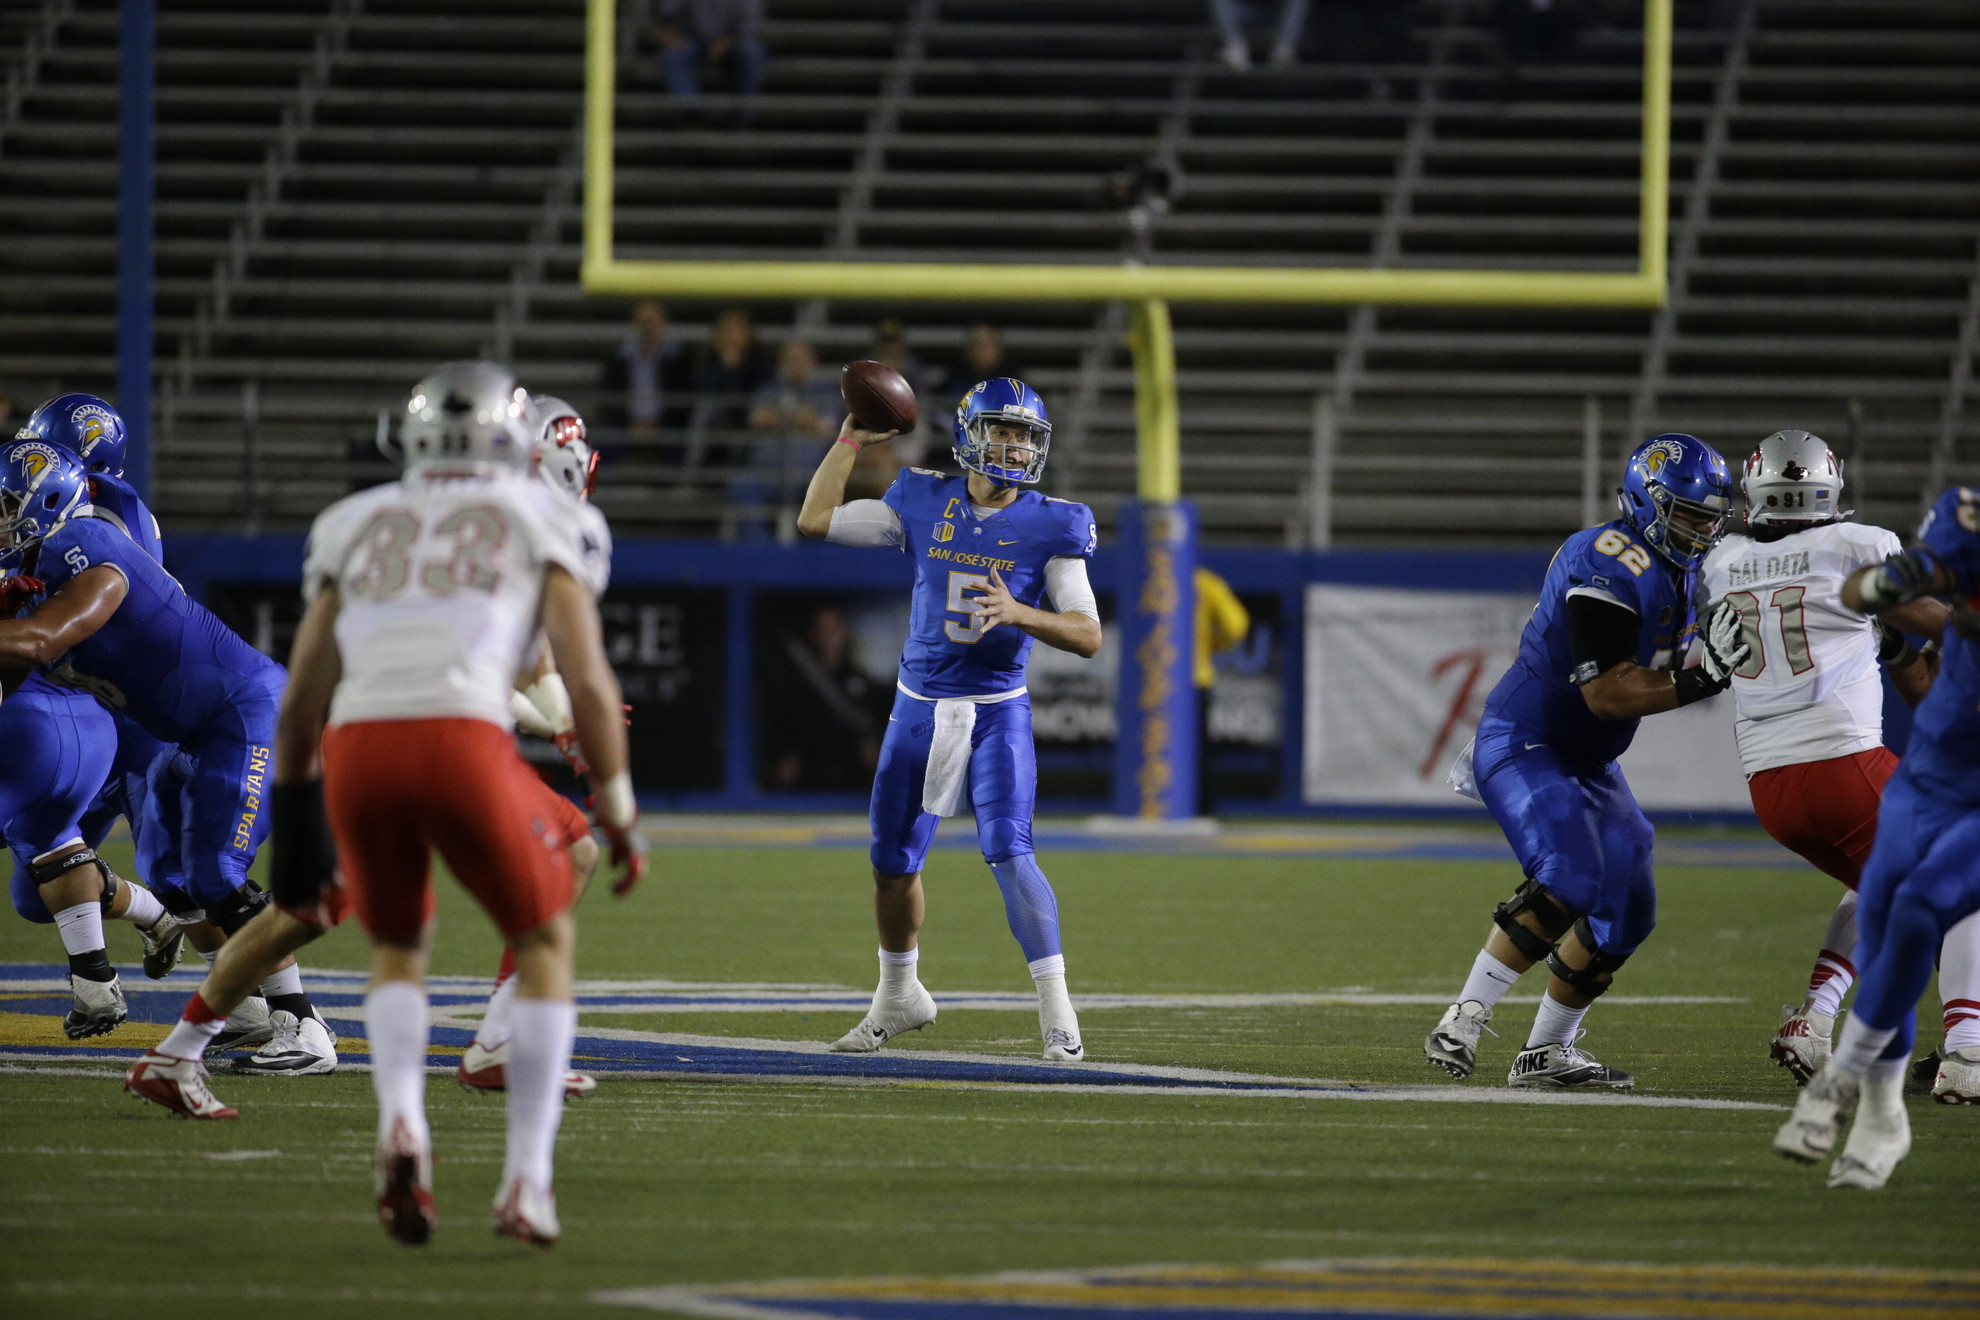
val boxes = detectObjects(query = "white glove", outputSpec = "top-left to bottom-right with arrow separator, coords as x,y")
509,689 -> 558,738
1699,600 -> 1751,686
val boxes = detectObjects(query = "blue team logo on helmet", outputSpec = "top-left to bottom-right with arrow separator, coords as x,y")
17,392 -> 127,478
954,378 -> 1052,487
0,439 -> 90,571
1617,432 -> 1733,570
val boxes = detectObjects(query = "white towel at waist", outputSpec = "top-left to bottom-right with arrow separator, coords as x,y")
898,680 -> 1027,816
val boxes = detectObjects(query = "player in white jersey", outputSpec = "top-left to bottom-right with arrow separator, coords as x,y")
459,394 -> 609,1099
292,363 -> 640,1247
1696,430 -> 1967,1087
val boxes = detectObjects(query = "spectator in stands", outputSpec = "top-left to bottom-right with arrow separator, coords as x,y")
602,299 -> 685,435
656,0 -> 767,117
941,323 -> 1010,400
1194,567 -> 1251,817
0,393 -> 13,435
760,603 -> 891,792
1211,0 -> 1309,70
743,339 -> 842,524
686,306 -> 772,468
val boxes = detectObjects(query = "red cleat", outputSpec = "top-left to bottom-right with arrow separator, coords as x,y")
124,1052 -> 239,1120
492,1177 -> 560,1247
458,1041 -> 596,1097
375,1118 -> 437,1247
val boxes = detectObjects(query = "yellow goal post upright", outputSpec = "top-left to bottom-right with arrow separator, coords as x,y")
581,0 -> 1672,816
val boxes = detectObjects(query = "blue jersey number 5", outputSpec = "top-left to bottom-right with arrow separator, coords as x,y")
944,570 -> 990,644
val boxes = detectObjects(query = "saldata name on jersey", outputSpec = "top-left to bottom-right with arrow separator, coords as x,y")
1723,548 -> 1812,590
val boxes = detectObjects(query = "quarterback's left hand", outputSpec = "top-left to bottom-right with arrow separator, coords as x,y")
1699,600 -> 1751,686
974,568 -> 1031,635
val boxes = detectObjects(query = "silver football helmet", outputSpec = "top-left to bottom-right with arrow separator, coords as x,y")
1742,429 -> 1847,528
526,394 -> 596,500
399,361 -> 533,473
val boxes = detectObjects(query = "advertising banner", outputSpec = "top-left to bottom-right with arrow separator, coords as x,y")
1111,500 -> 1200,819
1302,583 -> 1749,812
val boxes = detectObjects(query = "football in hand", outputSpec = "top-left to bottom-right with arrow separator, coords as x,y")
840,359 -> 918,434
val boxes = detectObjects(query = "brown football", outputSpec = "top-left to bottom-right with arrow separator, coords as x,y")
840,359 -> 919,434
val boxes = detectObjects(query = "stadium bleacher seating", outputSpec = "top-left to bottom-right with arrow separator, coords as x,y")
0,0 -> 1973,545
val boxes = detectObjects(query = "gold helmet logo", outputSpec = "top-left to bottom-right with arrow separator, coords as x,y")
1640,437 -> 1686,477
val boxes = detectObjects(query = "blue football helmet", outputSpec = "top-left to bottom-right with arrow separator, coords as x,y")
0,438 -> 90,571
1617,433 -> 1733,570
18,392 -> 127,477
954,377 -> 1051,487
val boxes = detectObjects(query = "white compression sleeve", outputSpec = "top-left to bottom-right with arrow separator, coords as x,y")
826,500 -> 906,548
1042,556 -> 1099,621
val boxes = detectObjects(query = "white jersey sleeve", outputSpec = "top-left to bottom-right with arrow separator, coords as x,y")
319,469 -> 611,731
1700,521 -> 1902,776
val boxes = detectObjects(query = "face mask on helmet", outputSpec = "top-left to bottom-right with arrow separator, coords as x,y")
1617,434 -> 1733,571
954,379 -> 1052,487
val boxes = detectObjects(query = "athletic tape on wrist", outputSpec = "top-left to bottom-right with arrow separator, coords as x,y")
596,771 -> 636,830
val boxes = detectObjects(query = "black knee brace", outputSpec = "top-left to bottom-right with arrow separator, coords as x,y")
29,848 -> 115,910
208,880 -> 270,936
1492,879 -> 1579,962
1546,917 -> 1631,999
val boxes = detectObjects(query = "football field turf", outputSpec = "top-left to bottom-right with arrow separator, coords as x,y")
4,824 -> 1978,1320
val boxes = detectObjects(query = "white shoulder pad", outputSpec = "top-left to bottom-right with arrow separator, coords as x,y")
302,483 -> 399,601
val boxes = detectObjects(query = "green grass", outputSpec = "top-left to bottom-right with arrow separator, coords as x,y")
4,837 -> 1977,1320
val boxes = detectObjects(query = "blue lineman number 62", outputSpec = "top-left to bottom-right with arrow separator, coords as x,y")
1593,528 -> 1653,576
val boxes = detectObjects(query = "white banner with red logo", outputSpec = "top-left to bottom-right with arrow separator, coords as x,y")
1301,583 -> 1751,811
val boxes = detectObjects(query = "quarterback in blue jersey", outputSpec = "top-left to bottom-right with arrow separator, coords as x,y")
1425,434 -> 1744,1090
798,378 -> 1102,1061
1776,485 -> 1980,1187
0,437 -> 331,1066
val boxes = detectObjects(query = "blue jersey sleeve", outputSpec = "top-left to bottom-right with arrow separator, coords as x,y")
34,516 -> 139,595
1918,488 -> 1980,594
882,468 -> 933,518
84,474 -> 163,563
1051,499 -> 1098,559
1558,525 -> 1661,617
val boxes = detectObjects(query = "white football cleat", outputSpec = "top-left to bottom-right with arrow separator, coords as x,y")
375,1118 -> 436,1247
1769,1004 -> 1834,1086
63,974 -> 127,1039
1775,1064 -> 1859,1164
138,912 -> 187,980
232,1011 -> 338,1075
492,1177 -> 560,1247
1424,1000 -> 1494,1080
1930,1047 -> 1980,1105
1829,1071 -> 1911,1189
209,996 -> 276,1053
829,983 -> 937,1053
1043,1025 -> 1085,1062
1506,1038 -> 1633,1090
456,1039 -> 597,1097
124,1051 -> 238,1120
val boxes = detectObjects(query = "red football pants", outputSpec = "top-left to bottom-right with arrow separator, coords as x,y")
322,718 -> 587,943
1747,745 -> 1898,890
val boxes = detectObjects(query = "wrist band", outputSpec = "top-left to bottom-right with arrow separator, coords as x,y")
837,433 -> 861,447
1672,666 -> 1726,707
595,771 -> 637,830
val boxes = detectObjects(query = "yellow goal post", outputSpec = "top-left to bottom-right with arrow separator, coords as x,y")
581,0 -> 1673,500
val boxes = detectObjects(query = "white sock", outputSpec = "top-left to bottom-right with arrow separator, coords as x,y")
503,998 -> 577,1190
53,902 -> 108,960
1940,910 -> 1980,1054
365,981 -> 430,1146
118,884 -> 166,929
259,964 -> 304,1000
1864,1055 -> 1909,1086
1805,951 -> 1854,1021
477,976 -> 518,1051
156,1017 -> 225,1061
878,946 -> 920,998
1524,993 -> 1590,1049
1031,958 -> 1077,1035
1458,949 -> 1522,1012
1830,1012 -> 1898,1079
